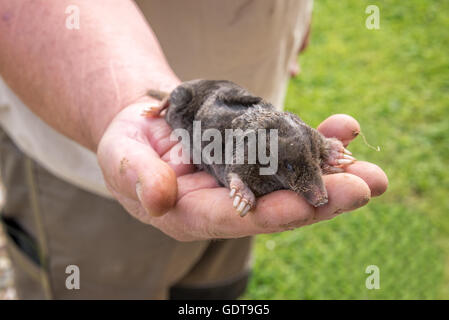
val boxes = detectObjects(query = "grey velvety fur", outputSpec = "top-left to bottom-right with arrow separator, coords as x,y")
150,79 -> 344,207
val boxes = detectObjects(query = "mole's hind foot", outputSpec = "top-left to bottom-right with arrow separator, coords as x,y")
227,173 -> 256,217
323,138 -> 356,173
141,104 -> 162,117
140,97 -> 170,118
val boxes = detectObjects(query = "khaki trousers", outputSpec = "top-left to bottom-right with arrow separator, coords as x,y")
0,129 -> 252,299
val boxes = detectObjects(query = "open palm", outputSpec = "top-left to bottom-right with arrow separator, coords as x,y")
97,103 -> 388,241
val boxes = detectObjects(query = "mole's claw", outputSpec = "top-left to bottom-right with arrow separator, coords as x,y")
227,173 -> 256,217
343,148 -> 352,155
337,158 -> 354,165
233,195 -> 241,208
237,201 -> 246,213
237,199 -> 252,217
343,154 -> 356,161
240,204 -> 251,217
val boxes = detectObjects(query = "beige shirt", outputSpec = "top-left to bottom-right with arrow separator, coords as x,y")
0,0 -> 313,198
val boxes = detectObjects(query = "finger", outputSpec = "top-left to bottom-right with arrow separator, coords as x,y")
153,172 -> 371,241
98,133 -> 177,217
313,173 -> 371,221
131,104 -> 195,176
289,59 -> 300,77
344,161 -> 388,197
161,142 -> 196,177
254,173 -> 370,228
117,102 -> 178,156
143,116 -> 179,156
176,171 -> 219,200
150,187 -> 313,241
317,114 -> 361,146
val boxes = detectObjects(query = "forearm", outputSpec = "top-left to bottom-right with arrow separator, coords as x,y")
0,0 -> 180,151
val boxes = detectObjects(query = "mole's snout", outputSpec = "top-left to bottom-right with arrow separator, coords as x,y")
301,184 -> 328,207
313,195 -> 329,207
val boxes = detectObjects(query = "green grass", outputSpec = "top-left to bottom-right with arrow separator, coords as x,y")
244,0 -> 449,299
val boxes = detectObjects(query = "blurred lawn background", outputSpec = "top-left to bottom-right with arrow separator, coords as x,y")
244,0 -> 449,299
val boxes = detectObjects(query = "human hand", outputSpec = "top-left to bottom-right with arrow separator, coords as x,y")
98,105 -> 388,241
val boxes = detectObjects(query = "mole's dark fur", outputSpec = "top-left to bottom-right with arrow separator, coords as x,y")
148,79 -> 350,213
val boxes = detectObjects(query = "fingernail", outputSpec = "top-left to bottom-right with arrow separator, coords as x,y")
233,196 -> 241,208
136,181 -> 143,203
136,181 -> 152,216
241,205 -> 251,217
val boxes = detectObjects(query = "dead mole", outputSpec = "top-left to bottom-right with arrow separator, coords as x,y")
142,79 -> 356,217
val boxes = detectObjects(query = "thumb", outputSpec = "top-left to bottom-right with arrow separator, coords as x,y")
98,129 -> 177,217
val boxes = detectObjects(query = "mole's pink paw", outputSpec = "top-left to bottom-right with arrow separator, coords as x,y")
228,173 -> 256,217
141,103 -> 163,118
324,138 -> 356,171
141,97 -> 170,118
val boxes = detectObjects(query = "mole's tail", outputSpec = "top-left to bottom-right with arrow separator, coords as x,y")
147,89 -> 169,101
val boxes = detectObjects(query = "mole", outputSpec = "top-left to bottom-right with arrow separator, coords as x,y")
141,79 -> 356,217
